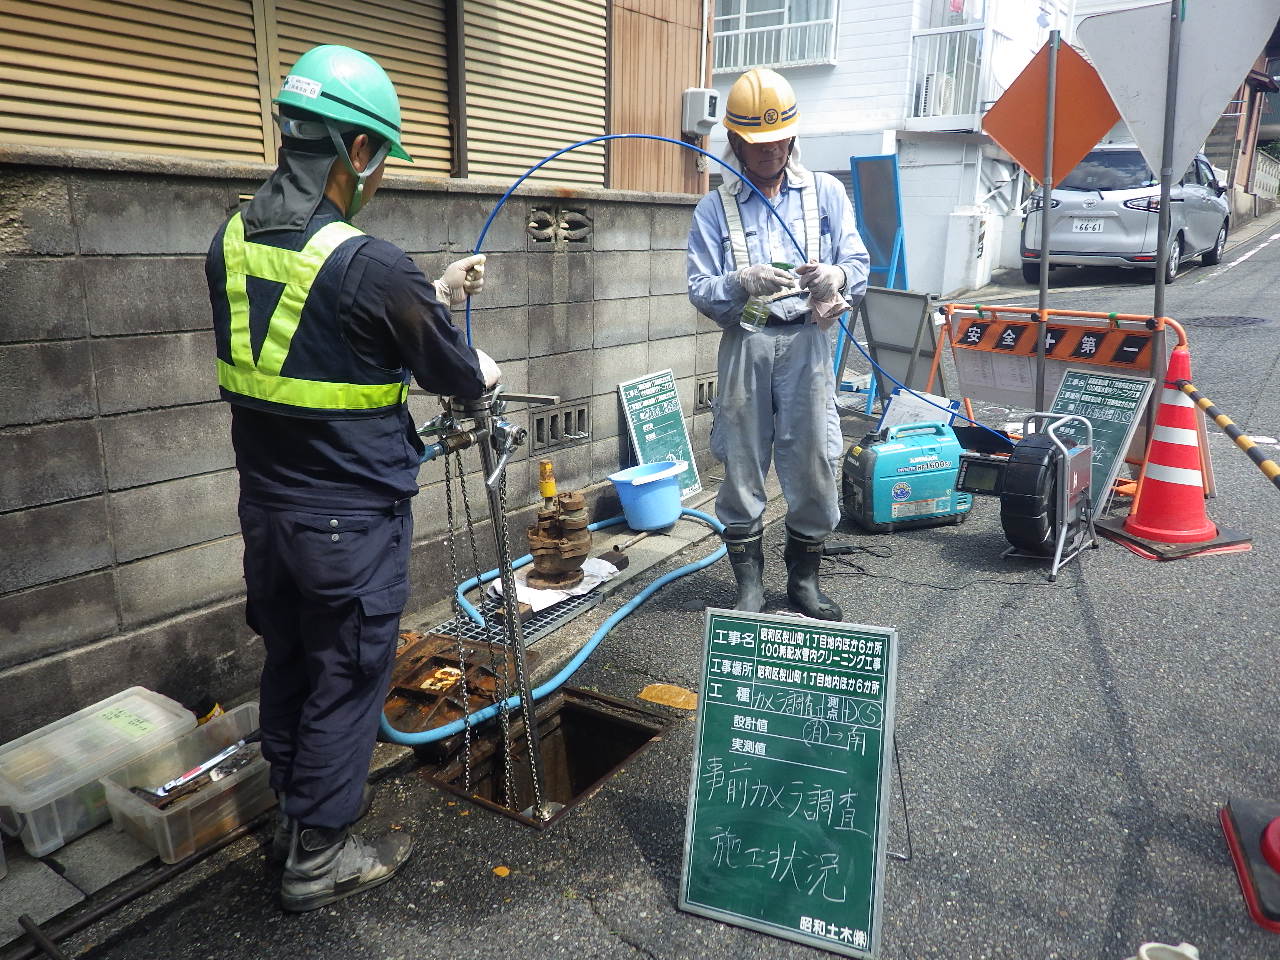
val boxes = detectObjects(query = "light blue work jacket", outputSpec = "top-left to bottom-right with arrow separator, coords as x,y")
687,161 -> 871,327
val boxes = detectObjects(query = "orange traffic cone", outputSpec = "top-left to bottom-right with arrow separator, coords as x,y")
1098,345 -> 1251,560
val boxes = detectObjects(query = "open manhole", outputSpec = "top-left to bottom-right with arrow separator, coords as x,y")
1181,315 -> 1273,328
428,688 -> 667,828
386,631 -> 668,827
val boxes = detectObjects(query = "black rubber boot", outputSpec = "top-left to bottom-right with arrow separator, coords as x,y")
281,823 -> 414,913
722,527 -> 765,613
784,528 -> 842,621
271,782 -> 373,864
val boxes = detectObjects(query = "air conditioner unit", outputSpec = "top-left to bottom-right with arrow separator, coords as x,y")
918,72 -> 955,117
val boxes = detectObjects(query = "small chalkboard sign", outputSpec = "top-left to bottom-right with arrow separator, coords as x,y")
1048,368 -> 1153,517
618,369 -> 701,499
680,609 -> 898,958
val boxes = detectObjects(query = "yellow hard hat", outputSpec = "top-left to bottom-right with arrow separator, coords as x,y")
723,68 -> 798,143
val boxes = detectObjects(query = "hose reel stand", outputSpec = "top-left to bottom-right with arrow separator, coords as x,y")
999,413 -> 1099,581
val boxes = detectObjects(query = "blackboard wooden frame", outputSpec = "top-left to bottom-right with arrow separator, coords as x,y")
679,609 -> 899,958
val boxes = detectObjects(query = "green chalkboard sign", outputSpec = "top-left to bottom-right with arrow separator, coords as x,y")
680,609 -> 898,958
1048,368 -> 1154,518
618,369 -> 702,498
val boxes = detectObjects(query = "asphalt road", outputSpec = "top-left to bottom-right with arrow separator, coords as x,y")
52,216 -> 1280,960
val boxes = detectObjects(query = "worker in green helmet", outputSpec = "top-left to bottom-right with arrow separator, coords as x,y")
206,45 -> 499,912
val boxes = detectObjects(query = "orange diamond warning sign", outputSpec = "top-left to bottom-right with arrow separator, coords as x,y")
983,40 -> 1120,183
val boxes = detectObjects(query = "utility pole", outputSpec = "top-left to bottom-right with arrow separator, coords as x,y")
1152,0 -> 1183,322
1149,0 -> 1183,430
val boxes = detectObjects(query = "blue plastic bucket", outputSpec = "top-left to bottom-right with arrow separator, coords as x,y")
608,461 -> 686,531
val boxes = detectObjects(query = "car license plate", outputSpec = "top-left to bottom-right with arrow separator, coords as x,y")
1073,217 -> 1104,233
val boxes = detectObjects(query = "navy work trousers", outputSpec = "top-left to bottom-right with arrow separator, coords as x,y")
238,499 -> 411,829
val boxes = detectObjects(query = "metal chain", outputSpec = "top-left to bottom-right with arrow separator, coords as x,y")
494,468 -> 546,817
457,460 -> 517,810
442,448 -> 472,794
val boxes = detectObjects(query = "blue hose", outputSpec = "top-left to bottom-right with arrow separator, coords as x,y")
382,133 -> 1007,745
379,508 -> 724,745
451,514 -> 626,626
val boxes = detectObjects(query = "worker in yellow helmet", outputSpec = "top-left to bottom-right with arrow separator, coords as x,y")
687,67 -> 870,620
206,45 -> 501,912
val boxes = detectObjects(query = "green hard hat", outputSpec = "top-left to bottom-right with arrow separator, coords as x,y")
274,44 -> 412,162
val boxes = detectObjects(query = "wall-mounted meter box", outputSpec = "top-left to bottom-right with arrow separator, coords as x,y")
682,88 -> 720,137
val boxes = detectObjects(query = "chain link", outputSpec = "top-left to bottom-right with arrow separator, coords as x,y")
441,448 -> 472,794
494,467 -> 546,817
457,460 -> 517,810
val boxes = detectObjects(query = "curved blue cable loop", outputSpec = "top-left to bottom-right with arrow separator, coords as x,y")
384,135 -> 1013,744
461,132 -> 1008,443
379,508 -> 724,745
463,133 -> 810,346
837,321 -> 1011,443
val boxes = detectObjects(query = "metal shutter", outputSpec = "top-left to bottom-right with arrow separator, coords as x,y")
0,0 -> 268,162
273,0 -> 452,178
464,0 -> 607,188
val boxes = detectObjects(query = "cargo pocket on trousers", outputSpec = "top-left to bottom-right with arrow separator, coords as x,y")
355,579 -> 409,677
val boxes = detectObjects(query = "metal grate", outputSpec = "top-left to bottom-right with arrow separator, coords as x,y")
427,591 -> 602,647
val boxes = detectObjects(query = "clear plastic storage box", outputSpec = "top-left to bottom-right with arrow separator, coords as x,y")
0,687 -> 196,857
103,703 -> 272,864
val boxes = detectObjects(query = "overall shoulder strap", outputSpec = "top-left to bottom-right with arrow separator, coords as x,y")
801,181 -> 820,263
717,180 -> 752,270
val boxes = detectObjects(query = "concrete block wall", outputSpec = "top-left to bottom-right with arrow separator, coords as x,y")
0,155 -> 711,739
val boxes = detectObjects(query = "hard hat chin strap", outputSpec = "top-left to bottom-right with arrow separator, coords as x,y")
324,121 -> 391,219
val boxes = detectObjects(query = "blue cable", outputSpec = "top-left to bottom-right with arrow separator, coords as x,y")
379,508 -> 724,745
381,133 -> 1012,746
461,132 -> 1009,444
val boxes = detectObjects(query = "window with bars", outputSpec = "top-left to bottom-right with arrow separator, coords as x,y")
712,0 -> 838,73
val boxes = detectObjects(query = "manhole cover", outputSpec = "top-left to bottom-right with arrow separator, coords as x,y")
1181,315 -> 1272,327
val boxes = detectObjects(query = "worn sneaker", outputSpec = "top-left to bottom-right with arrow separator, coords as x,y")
270,783 -> 374,864
281,825 -> 414,913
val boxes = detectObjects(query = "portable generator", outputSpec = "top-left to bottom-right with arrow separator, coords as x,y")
841,422 -> 972,532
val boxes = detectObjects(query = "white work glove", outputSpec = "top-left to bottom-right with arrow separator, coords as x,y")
434,254 -> 487,307
795,261 -> 845,301
475,347 -> 502,389
735,263 -> 794,297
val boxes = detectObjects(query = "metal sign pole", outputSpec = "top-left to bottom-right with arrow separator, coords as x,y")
1150,1 -> 1182,428
1035,30 -> 1060,411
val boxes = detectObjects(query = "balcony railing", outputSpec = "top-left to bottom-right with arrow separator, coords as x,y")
911,24 -> 1018,128
1254,150 -> 1280,197
909,25 -> 983,120
713,17 -> 837,73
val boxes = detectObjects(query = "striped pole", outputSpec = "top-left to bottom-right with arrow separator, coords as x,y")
1176,380 -> 1280,493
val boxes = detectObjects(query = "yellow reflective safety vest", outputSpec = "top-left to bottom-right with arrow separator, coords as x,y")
212,212 -> 409,418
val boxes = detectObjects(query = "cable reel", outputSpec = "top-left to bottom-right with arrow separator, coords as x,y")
999,413 -> 1099,581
